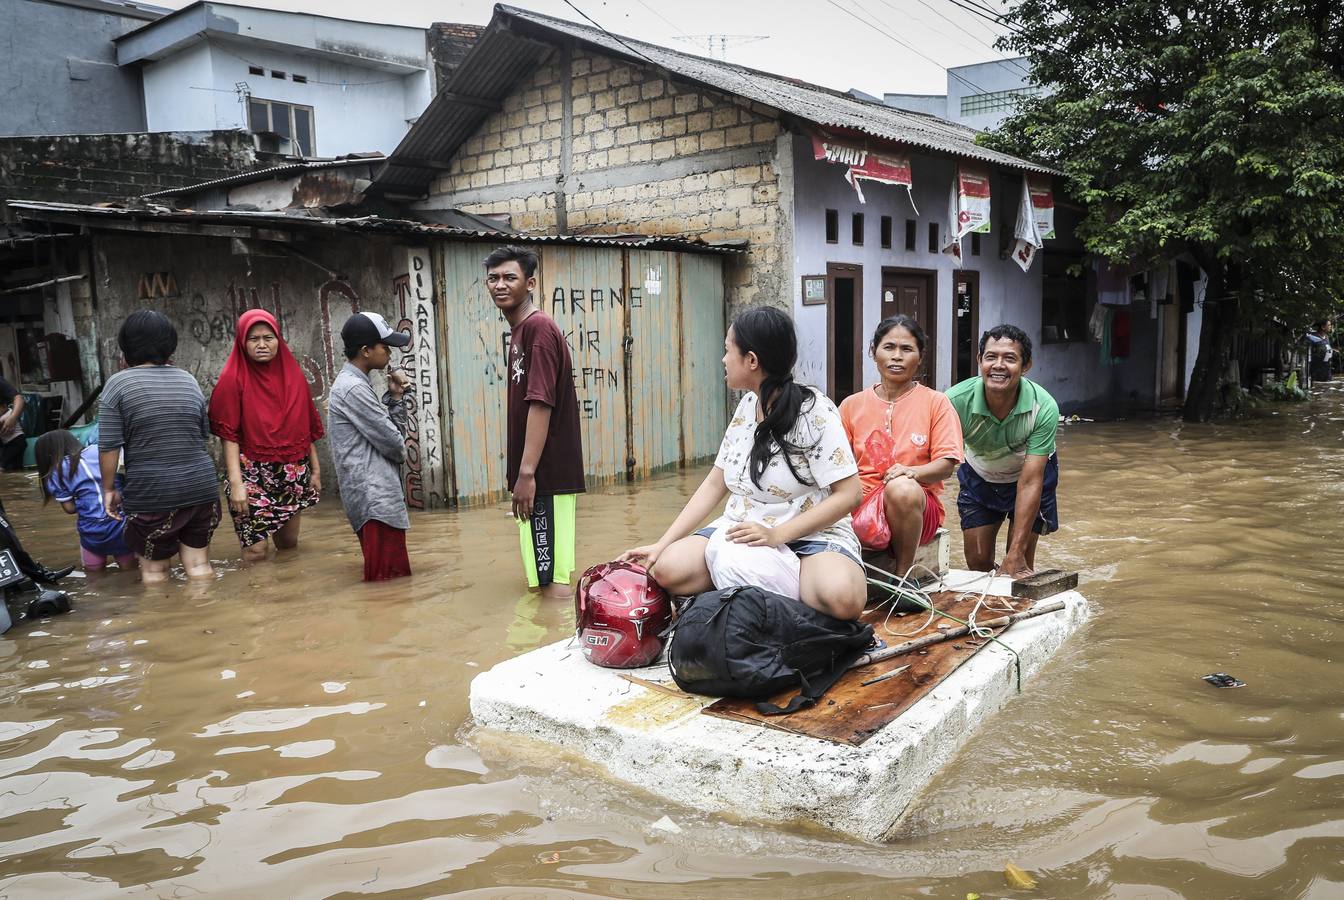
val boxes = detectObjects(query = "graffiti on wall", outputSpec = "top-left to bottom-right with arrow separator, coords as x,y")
545,281 -> 642,421
392,249 -> 444,509
137,272 -> 179,300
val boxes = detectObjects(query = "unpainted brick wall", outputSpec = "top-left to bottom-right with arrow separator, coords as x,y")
0,131 -> 260,219
429,48 -> 791,314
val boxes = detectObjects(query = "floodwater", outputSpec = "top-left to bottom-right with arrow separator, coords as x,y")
2,385 -> 1342,900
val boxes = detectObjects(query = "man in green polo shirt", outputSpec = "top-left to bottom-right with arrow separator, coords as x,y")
945,324 -> 1059,579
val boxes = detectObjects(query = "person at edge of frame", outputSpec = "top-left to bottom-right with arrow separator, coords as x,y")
944,324 -> 1060,581
486,245 -> 586,601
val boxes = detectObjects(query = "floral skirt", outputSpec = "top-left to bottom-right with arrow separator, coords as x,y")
226,456 -> 318,547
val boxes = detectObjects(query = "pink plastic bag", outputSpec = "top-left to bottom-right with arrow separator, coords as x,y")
851,429 -> 897,551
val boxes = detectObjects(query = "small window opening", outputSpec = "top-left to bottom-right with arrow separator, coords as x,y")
880,216 -> 892,249
271,69 -> 286,79
905,219 -> 917,251
927,222 -> 939,253
248,65 -> 264,76
292,74 -> 308,84
851,213 -> 864,246
825,209 -> 839,244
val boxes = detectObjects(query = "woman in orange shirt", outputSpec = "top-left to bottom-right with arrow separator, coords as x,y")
839,315 -> 964,578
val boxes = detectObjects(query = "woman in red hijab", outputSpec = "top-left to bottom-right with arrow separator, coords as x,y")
209,309 -> 325,562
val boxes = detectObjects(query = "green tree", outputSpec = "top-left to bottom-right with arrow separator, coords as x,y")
982,2 -> 1344,420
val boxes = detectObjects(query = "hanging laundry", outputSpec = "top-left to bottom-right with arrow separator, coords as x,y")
1096,259 -> 1131,306
1111,309 -> 1132,358
1098,306 -> 1115,365
1150,264 -> 1172,305
1130,273 -> 1148,303
1088,303 -> 1107,343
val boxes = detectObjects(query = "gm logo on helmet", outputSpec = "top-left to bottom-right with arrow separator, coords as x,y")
585,634 -> 610,646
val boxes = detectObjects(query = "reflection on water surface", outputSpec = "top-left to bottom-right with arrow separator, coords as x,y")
2,385 -> 1342,898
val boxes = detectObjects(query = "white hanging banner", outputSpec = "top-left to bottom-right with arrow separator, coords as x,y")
1012,173 -> 1055,272
940,178 -> 963,268
1012,175 -> 1041,272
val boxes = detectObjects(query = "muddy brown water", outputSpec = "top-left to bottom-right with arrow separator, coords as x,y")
2,386 -> 1342,898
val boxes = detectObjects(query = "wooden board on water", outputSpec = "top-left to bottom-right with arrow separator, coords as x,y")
703,591 -> 1032,746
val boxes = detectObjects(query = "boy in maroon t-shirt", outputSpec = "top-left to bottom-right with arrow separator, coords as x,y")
485,246 -> 585,600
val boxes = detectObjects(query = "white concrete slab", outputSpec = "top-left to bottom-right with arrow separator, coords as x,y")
469,569 -> 1089,842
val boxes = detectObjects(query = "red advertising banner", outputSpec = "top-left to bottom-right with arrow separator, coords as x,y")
812,131 -> 914,206
954,164 -> 992,235
1028,173 -> 1054,240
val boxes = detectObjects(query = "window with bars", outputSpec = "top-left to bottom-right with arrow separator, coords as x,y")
959,86 -> 1043,117
248,98 -> 315,155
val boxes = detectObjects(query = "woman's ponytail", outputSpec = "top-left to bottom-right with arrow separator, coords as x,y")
731,307 -> 817,489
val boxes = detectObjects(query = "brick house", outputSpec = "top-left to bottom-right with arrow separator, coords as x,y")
372,5 -> 1169,413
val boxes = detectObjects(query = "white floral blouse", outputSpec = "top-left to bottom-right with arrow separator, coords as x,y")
707,387 -> 861,557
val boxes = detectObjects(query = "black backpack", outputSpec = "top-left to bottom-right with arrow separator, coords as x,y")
668,586 -> 874,716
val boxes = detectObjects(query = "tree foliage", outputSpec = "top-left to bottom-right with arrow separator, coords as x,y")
981,1 -> 1344,419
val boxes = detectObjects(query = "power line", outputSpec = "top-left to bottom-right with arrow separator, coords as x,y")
876,0 -> 1032,78
559,0 -> 663,69
940,0 -> 1029,37
633,0 -> 690,38
922,0 -> 1013,44
825,0 -> 1000,97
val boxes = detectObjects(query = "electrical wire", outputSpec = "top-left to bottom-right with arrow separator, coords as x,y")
862,561 -> 1024,690
876,0 -> 1029,72
633,0 -> 691,39
823,0 -> 1001,97
559,0 -> 664,69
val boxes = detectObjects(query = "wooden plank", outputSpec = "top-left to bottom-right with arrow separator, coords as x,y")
678,253 -> 728,463
439,242 -> 509,505
626,249 -> 680,478
1011,569 -> 1079,600
702,591 -> 1033,746
537,247 -> 628,486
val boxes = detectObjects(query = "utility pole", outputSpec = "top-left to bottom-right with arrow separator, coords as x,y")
672,34 -> 768,61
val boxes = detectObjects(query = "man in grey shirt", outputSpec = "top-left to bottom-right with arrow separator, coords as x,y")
328,312 -> 412,581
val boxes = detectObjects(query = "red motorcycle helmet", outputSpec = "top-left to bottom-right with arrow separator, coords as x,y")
575,561 -> 672,668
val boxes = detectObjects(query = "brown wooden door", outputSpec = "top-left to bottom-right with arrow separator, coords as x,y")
827,263 -> 863,402
881,269 -> 937,386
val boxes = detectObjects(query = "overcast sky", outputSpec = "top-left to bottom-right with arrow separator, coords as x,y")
147,0 -> 1021,96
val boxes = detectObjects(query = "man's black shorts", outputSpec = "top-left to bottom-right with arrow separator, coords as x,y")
956,454 -> 1059,535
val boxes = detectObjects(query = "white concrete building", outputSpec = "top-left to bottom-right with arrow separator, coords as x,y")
878,58 -> 1044,132
114,1 -> 434,157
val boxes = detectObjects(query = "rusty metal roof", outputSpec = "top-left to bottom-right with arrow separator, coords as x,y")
141,155 -> 385,200
6,200 -> 740,253
373,3 -> 1056,195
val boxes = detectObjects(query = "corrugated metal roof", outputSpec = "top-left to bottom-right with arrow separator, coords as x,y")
373,3 -> 1056,194
375,22 -> 555,194
6,200 -> 739,253
141,156 -> 385,200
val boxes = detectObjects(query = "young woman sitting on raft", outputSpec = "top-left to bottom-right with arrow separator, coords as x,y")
621,306 -> 867,621
838,315 -> 963,578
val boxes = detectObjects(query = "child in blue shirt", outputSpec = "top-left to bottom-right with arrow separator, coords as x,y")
35,430 -> 137,571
